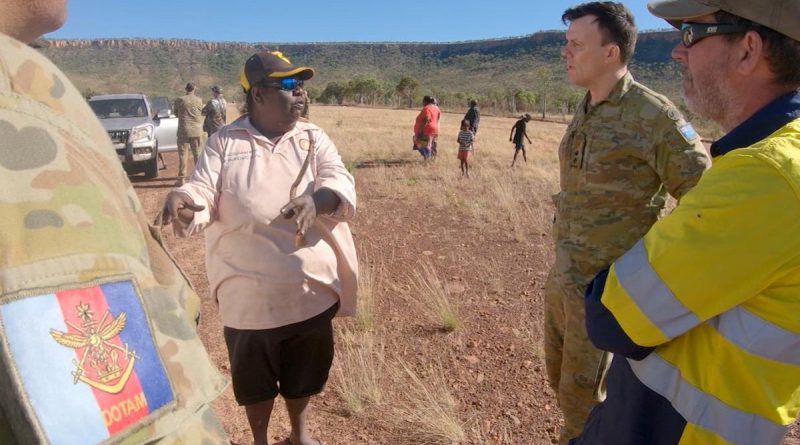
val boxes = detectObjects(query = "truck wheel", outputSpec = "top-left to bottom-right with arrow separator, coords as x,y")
144,154 -> 159,179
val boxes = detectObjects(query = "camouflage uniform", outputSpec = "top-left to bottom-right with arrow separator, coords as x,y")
544,72 -> 711,444
0,32 -> 228,444
173,93 -> 204,180
202,96 -> 227,137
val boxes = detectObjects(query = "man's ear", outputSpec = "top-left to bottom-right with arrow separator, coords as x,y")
603,43 -> 622,67
251,86 -> 263,104
736,30 -> 764,76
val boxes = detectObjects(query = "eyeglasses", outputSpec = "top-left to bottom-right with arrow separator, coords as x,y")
680,22 -> 757,48
256,78 -> 304,91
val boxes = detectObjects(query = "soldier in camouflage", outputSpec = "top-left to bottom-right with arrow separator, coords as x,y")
0,1 -> 229,443
545,3 -> 711,444
173,82 -> 204,186
202,85 -> 227,138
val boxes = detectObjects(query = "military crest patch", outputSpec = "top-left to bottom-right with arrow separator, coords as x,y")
0,280 -> 175,444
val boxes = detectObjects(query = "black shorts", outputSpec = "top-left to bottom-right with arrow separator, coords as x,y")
223,302 -> 339,405
514,142 -> 525,150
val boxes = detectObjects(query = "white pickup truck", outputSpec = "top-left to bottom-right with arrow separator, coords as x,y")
88,93 -> 178,179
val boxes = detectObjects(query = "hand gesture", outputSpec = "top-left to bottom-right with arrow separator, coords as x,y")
158,192 -> 205,226
280,194 -> 317,238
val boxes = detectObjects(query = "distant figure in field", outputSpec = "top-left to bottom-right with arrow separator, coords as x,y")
173,82 -> 204,185
464,99 -> 480,134
510,113 -> 532,167
456,119 -> 476,177
413,95 -> 441,160
202,85 -> 227,138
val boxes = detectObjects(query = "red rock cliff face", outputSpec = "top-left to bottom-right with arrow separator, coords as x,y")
46,38 -> 258,50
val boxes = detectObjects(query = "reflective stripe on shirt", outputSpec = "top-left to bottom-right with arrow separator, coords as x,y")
628,353 -> 787,445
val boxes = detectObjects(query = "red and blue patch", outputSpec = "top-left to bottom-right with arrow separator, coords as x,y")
0,281 -> 174,445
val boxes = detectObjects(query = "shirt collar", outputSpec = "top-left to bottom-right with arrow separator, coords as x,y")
585,71 -> 634,108
230,115 -> 303,143
711,90 -> 800,157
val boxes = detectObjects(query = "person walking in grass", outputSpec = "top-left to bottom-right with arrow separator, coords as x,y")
456,119 -> 476,177
510,113 -> 533,167
464,99 -> 480,134
413,95 -> 441,160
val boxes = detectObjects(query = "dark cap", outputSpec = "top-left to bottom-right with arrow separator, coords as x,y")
211,85 -> 223,93
523,113 -> 532,119
239,51 -> 314,93
185,82 -> 195,92
648,0 -> 800,42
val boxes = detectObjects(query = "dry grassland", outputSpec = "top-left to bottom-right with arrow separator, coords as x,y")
149,104 -> 799,444
204,104 -> 566,444
289,105 -> 562,444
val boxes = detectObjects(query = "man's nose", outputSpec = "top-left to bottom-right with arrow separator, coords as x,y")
671,42 -> 687,62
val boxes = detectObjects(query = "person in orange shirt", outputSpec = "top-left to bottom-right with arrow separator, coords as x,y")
413,95 -> 441,160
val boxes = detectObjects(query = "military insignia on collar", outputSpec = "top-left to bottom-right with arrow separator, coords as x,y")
679,123 -> 699,142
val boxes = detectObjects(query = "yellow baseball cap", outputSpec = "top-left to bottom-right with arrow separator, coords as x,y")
239,51 -> 314,93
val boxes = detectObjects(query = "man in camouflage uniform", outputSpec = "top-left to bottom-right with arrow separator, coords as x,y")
173,82 -> 204,186
545,3 -> 711,443
0,1 -> 229,443
202,85 -> 227,138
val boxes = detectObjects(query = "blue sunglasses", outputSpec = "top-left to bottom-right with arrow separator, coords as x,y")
257,78 -> 304,91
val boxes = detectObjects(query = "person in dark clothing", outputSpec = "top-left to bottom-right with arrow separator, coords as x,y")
464,99 -> 480,134
510,113 -> 532,167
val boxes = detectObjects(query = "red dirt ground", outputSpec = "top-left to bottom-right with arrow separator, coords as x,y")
133,147 -> 799,445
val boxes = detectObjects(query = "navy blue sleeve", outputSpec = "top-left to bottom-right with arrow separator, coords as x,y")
585,268 -> 654,360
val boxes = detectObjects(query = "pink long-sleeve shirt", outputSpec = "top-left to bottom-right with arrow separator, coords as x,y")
172,116 -> 357,330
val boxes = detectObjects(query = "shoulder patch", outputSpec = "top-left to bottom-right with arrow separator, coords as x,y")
0,280 -> 176,443
678,123 -> 699,142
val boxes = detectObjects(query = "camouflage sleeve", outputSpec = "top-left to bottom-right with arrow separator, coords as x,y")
651,107 -> 711,199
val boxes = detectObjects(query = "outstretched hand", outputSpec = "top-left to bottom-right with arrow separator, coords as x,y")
158,191 -> 205,226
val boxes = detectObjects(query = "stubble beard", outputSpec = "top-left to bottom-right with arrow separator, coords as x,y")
681,60 -> 735,128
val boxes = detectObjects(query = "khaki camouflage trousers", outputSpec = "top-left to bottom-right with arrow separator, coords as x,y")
544,269 -> 610,445
177,135 -> 203,179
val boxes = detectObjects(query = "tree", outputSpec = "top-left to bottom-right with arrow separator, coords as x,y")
395,75 -> 419,109
319,81 -> 347,105
535,66 -> 554,119
514,89 -> 537,112
305,86 -> 321,104
349,75 -> 383,105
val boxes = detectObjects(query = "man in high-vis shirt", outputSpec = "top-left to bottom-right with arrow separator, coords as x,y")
0,1 -> 229,443
571,1 -> 800,444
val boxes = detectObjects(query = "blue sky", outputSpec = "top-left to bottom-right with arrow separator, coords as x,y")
48,1 -> 671,43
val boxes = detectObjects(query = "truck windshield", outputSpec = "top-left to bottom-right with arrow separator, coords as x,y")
89,99 -> 147,119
